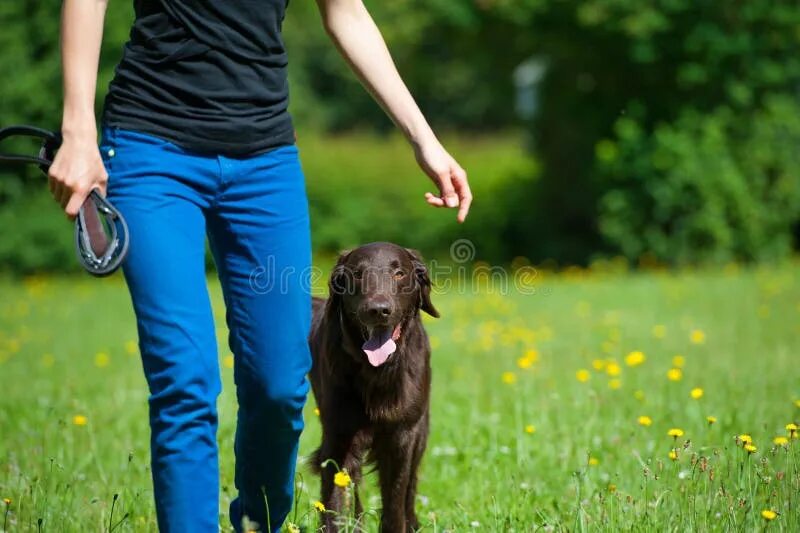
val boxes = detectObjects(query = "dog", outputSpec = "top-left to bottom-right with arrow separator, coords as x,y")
309,242 -> 439,532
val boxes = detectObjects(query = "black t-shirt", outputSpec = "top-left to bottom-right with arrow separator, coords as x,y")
103,0 -> 294,156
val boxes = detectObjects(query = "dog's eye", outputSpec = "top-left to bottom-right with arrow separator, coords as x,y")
394,270 -> 406,280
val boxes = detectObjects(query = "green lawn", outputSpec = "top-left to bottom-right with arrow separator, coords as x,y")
1,261 -> 799,531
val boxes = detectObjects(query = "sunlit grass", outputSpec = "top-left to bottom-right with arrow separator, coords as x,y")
1,261 -> 799,531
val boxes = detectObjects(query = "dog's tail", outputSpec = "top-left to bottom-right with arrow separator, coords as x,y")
308,446 -> 323,475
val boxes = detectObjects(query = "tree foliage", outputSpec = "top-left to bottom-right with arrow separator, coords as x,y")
1,0 -> 799,271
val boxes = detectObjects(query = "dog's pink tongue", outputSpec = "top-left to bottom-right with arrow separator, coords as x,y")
363,329 -> 396,367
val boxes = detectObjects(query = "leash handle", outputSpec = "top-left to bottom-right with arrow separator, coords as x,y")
0,125 -> 61,171
0,124 -> 129,276
75,189 -> 130,277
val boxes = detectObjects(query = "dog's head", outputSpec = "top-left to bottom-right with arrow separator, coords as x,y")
329,242 -> 439,367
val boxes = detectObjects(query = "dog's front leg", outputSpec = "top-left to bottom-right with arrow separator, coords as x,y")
374,429 -> 416,533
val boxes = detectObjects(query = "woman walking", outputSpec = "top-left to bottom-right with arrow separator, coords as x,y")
49,0 -> 471,531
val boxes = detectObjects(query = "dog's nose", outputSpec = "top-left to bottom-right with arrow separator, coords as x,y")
368,301 -> 393,319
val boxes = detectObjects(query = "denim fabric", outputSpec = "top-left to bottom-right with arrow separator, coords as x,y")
101,127 -> 312,532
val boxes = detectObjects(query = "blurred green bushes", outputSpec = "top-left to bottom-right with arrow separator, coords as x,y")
505,0 -> 800,265
1,0 -> 800,273
599,95 -> 800,264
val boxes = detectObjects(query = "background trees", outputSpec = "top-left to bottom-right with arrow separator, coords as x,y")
1,0 -> 799,271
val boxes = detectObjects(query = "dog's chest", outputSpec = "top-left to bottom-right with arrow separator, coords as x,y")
353,364 -> 428,425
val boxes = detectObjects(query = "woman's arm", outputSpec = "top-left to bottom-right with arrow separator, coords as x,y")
316,0 -> 473,223
50,0 -> 109,218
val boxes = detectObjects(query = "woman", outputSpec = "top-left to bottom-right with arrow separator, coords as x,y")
49,0 -> 471,531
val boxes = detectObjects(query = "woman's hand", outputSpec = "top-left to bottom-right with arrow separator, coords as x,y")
48,131 -> 107,219
414,138 -> 472,223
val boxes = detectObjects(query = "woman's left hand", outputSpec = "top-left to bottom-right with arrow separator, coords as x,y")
414,139 -> 472,223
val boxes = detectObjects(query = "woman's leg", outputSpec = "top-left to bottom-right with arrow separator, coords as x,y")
103,128 -> 222,532
206,146 -> 312,533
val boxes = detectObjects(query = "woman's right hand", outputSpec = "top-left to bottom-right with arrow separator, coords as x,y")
48,130 -> 108,219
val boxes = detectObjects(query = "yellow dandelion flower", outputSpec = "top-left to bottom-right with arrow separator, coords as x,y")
592,359 -> 607,371
652,324 -> 667,339
124,340 -> 138,355
637,415 -> 653,427
668,449 -> 679,461
313,500 -> 326,512
773,436 -> 789,446
706,416 -> 717,425
605,362 -> 621,377
576,369 -> 591,382
223,354 -> 234,369
786,423 -> 798,435
516,356 -> 533,369
523,349 -> 539,363
739,434 -> 753,444
690,329 -> 705,344
666,368 -> 683,381
588,456 -> 599,466
3,498 -> 10,505
72,415 -> 88,426
690,387 -> 704,400
524,424 -> 536,435
314,408 -> 320,416
94,351 -> 110,368
668,428 -> 684,439
608,378 -> 622,390
744,444 -> 757,454
333,470 -> 351,488
501,371 -> 517,385
761,509 -> 777,521
624,351 -> 645,367
672,355 -> 685,368
607,483 -> 617,493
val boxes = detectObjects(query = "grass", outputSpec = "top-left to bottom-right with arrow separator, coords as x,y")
1,260 -> 799,531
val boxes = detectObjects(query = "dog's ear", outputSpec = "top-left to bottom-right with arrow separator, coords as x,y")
406,248 -> 439,318
328,249 -> 352,303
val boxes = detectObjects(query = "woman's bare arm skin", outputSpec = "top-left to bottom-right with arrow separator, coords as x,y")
51,0 -> 109,218
316,0 -> 473,223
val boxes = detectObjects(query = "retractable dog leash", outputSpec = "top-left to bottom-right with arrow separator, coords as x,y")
0,125 -> 129,276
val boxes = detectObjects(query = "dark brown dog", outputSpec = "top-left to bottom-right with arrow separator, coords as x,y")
309,242 -> 439,532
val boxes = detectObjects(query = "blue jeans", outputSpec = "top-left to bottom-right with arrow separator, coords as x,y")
101,127 -> 312,532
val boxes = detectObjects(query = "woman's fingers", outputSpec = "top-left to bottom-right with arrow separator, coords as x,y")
57,182 -> 71,211
424,163 -> 472,222
438,172 -> 459,208
46,137 -> 108,219
452,166 -> 472,223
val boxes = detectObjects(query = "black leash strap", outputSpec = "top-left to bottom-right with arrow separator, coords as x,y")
0,125 -> 129,276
